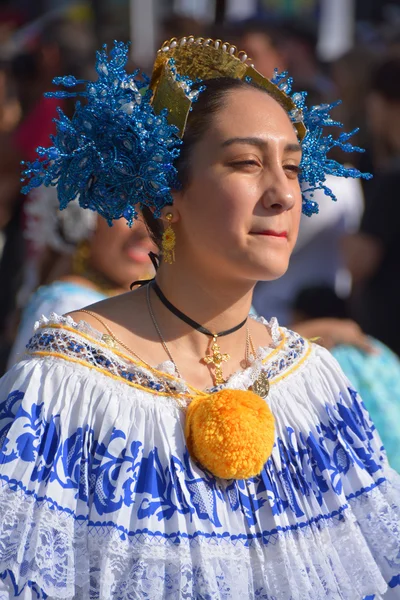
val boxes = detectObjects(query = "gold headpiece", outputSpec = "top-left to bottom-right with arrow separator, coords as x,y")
22,40 -> 371,225
149,36 -> 306,140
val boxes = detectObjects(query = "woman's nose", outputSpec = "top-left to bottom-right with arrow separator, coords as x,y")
261,169 -> 296,212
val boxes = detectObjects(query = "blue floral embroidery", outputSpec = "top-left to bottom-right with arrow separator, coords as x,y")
389,574 -> 400,588
0,390 -> 23,464
0,380 -> 396,600
226,478 -> 268,528
0,392 -> 227,526
0,569 -> 48,599
0,383 -> 385,536
321,389 -> 382,475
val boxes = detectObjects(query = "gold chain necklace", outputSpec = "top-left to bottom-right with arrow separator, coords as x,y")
150,281 -> 252,385
146,284 -> 183,379
146,284 -> 255,386
79,292 -> 259,394
78,309 -> 188,406
79,309 -> 144,362
78,305 -> 269,400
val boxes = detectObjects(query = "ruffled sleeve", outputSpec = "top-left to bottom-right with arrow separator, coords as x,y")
247,339 -> 400,599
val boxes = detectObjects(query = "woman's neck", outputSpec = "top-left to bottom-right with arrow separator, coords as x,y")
154,262 -> 255,343
74,261 -> 270,390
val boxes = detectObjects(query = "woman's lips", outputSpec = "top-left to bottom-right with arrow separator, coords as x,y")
125,245 -> 152,262
250,230 -> 288,238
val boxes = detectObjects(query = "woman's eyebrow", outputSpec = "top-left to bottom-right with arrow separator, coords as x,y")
221,136 -> 265,149
284,142 -> 302,153
221,137 -> 302,153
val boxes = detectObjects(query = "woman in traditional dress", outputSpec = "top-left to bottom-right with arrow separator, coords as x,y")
0,38 -> 399,599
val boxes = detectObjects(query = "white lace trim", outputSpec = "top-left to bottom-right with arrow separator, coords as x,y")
0,477 -> 398,599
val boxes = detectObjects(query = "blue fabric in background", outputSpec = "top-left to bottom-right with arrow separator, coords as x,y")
332,338 -> 400,472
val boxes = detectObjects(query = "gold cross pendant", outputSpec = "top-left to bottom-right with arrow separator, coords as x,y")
203,335 -> 230,385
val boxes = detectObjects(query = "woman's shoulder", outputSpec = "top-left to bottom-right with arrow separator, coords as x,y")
263,320 -> 354,408
238,317 -> 348,416
256,316 -> 337,372
66,287 -> 148,338
12,311 -> 190,403
277,320 -> 344,368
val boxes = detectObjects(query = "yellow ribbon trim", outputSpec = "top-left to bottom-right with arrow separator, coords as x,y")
270,343 -> 312,385
262,330 -> 286,364
32,323 -> 309,399
36,322 -> 207,397
26,349 -> 194,401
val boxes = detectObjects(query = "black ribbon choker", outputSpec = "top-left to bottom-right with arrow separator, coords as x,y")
151,281 -> 247,338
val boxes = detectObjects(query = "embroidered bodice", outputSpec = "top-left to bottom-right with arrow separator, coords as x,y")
0,313 -> 399,600
23,313 -> 309,403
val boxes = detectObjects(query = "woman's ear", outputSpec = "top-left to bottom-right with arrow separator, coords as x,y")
168,188 -> 185,217
147,206 -> 176,222
160,201 -> 180,223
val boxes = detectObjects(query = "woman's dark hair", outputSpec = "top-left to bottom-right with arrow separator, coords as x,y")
142,77 -> 272,249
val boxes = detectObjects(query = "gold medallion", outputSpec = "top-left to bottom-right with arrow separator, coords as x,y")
102,333 -> 117,348
251,372 -> 270,398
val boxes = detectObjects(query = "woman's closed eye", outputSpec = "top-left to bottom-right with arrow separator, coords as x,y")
228,159 -> 302,178
229,159 -> 262,170
284,164 -> 302,179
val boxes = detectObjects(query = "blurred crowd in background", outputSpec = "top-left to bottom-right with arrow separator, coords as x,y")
0,0 -> 400,393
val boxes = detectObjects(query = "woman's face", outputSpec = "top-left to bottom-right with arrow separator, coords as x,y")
171,87 -> 302,283
89,214 -> 156,289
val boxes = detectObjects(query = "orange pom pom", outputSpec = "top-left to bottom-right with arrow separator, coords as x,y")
185,389 -> 275,480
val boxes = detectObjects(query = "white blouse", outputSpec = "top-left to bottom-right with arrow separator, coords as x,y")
0,313 -> 399,599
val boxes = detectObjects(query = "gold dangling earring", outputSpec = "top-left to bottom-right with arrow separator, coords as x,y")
162,212 -> 176,264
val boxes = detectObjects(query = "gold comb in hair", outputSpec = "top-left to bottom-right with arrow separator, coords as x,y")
149,36 -> 306,139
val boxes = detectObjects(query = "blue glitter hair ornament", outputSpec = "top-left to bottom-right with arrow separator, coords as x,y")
21,37 -> 371,223
21,42 -> 182,226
